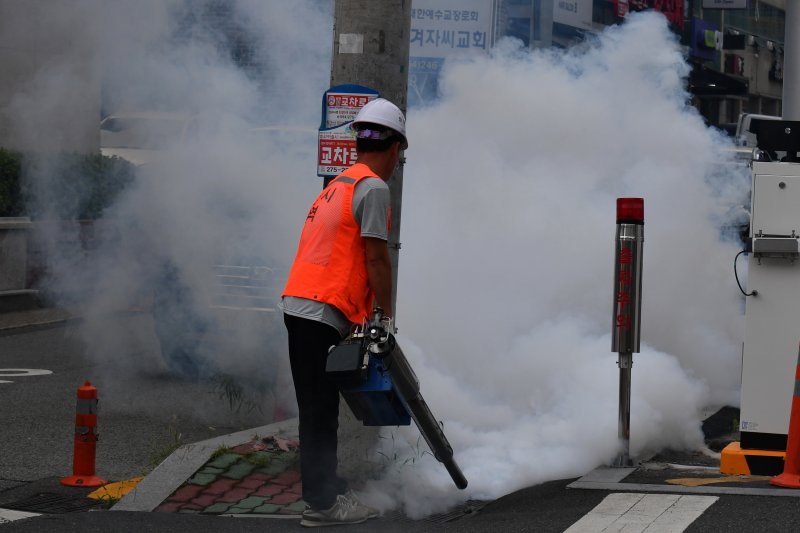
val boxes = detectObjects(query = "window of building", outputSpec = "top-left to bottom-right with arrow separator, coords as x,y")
726,2 -> 785,42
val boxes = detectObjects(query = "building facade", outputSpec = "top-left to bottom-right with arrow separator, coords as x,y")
411,0 -> 788,128
686,0 -> 786,127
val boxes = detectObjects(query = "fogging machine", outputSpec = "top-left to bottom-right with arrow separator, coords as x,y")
326,310 -> 468,490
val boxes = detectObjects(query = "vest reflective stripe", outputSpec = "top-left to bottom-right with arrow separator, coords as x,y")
283,163 -> 379,324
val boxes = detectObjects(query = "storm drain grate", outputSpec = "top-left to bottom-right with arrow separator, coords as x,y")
2,492 -> 102,514
384,499 -> 489,524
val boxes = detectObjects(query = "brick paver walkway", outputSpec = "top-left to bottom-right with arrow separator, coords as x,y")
155,435 -> 305,515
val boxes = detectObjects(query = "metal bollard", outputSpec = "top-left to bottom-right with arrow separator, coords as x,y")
611,198 -> 644,467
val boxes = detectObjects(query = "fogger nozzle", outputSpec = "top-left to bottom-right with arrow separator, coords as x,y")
370,332 -> 468,489
330,308 -> 468,489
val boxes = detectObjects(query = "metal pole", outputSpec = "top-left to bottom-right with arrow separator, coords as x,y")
331,0 -> 411,320
784,0 -> 800,120
615,353 -> 633,467
611,198 -> 645,468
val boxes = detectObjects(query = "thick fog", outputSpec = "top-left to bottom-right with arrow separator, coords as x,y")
7,0 -> 334,420
363,12 -> 749,516
3,1 -> 750,517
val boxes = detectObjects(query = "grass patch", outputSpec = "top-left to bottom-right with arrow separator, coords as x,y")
245,451 -> 273,466
211,373 -> 263,415
374,433 -> 434,476
211,444 -> 232,460
144,423 -> 183,474
98,495 -> 121,509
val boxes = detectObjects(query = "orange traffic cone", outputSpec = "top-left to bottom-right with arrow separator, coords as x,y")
61,381 -> 107,487
771,345 -> 800,488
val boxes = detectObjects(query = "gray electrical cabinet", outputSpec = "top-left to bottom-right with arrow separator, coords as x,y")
741,161 -> 800,449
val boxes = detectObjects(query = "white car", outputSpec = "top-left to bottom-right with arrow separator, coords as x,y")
100,112 -> 194,166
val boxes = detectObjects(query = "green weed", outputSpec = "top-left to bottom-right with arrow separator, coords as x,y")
245,451 -> 272,466
374,432 -> 433,476
211,373 -> 263,415
144,420 -> 184,474
210,444 -> 231,459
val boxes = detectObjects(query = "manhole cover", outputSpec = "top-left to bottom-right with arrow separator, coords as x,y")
2,492 -> 101,514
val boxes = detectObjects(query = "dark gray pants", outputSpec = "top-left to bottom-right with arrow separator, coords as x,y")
284,313 -> 347,510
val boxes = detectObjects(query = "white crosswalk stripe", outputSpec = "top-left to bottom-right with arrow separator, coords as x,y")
564,493 -> 718,533
0,508 -> 40,523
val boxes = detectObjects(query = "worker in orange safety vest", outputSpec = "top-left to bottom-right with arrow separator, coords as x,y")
281,97 -> 408,528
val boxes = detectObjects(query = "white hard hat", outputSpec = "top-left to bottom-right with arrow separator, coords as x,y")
351,98 -> 407,149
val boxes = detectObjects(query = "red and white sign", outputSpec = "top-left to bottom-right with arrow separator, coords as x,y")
317,123 -> 357,177
325,93 -> 376,129
319,86 -> 378,177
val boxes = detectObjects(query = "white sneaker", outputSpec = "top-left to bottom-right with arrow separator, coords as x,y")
301,492 -> 379,527
343,490 -> 379,519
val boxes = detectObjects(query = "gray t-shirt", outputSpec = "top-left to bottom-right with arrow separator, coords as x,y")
282,176 -> 389,336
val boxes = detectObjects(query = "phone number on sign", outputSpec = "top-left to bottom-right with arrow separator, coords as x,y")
319,166 -> 346,175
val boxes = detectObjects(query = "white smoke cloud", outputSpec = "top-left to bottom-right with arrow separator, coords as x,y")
360,12 -> 748,516
4,2 -> 752,518
79,0 -> 334,403
5,0 -> 334,420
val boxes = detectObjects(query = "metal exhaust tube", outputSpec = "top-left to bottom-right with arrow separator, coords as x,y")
368,324 -> 468,489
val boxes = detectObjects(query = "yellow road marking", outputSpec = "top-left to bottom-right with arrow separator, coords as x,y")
88,477 -> 144,500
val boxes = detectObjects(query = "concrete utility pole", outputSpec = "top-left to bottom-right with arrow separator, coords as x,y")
330,0 -> 411,320
784,0 -> 800,120
535,0 -> 554,49
329,0 -> 411,480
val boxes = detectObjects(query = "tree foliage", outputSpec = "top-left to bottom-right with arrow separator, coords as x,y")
0,148 -> 135,219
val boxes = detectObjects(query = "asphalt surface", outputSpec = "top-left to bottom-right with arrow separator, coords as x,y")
0,310 -> 270,483
5,305 -> 800,531
0,477 -> 604,532
2,476 -> 800,533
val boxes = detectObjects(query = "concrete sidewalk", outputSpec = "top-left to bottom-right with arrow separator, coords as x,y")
0,306 -> 80,335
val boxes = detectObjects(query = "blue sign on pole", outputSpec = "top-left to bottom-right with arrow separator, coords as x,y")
318,84 -> 379,177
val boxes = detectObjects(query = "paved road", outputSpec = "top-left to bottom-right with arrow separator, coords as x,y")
3,479 -> 800,532
0,478 -> 604,532
0,314 -> 274,483
4,317 -> 800,531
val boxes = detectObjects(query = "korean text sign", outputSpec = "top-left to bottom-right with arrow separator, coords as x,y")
318,85 -> 378,177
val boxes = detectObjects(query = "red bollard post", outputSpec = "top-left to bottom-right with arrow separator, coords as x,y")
771,345 -> 800,488
61,381 -> 106,487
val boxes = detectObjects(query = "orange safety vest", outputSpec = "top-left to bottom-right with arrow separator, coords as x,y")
282,163 -> 384,324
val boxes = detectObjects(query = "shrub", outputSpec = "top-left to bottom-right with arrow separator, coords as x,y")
0,148 -> 23,217
0,149 -> 136,219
